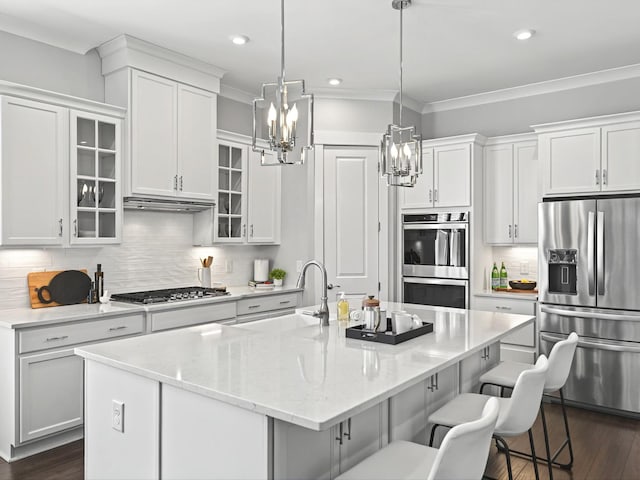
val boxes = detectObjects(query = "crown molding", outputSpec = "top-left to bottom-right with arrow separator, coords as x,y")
484,132 -> 537,146
422,63 -> 640,114
98,34 -> 226,93
219,84 -> 256,105
422,133 -> 486,148
532,109 -> 640,133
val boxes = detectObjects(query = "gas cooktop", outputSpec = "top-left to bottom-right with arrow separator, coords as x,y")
111,287 -> 230,304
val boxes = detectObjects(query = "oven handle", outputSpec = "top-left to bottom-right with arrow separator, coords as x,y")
402,277 -> 468,287
540,332 -> 640,354
403,223 -> 468,230
540,305 -> 640,322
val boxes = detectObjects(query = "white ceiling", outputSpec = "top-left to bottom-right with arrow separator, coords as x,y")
1,0 -> 639,105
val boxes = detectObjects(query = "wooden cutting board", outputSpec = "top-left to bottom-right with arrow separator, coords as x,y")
27,270 -> 89,309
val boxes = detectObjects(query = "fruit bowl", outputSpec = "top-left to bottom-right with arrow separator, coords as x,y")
509,280 -> 537,290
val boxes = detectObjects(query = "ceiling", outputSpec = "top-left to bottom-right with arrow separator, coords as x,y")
1,0 -> 639,105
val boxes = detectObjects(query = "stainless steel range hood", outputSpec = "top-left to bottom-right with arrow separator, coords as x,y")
123,197 -> 214,213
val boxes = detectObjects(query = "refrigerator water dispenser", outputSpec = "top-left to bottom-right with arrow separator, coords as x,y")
548,249 -> 578,295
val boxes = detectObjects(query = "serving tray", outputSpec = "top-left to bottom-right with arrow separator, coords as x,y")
346,322 -> 434,345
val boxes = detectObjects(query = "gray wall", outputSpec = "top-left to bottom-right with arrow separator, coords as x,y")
393,101 -> 422,134
0,30 -> 104,101
218,96 -> 253,136
315,98 -> 391,133
422,76 -> 640,139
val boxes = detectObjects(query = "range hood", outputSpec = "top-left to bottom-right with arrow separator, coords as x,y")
123,197 -> 214,213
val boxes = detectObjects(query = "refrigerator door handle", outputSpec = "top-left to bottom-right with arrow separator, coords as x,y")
541,332 -> 640,354
587,211 -> 596,296
540,305 -> 640,322
597,211 -> 605,295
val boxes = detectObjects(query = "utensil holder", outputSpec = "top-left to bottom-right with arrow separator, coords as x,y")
197,267 -> 211,288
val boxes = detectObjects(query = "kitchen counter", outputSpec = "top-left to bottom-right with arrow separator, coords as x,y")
475,290 -> 538,300
0,285 -> 302,329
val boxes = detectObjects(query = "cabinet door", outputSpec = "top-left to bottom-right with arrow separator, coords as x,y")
514,141 -> 539,244
425,364 -> 458,446
601,121 -> 640,193
540,128 -> 601,196
130,70 -> 177,197
247,149 -> 281,244
1,96 -> 66,245
177,84 -> 216,201
389,379 -> 427,444
215,141 -> 247,243
400,148 -> 434,209
459,343 -> 499,393
484,144 -> 514,244
339,402 -> 388,474
434,143 -> 471,207
70,111 -> 122,245
273,419 -> 334,480
19,349 -> 83,443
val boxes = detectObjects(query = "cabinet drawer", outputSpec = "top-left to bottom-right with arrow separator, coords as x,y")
150,302 -> 236,332
237,293 -> 299,316
473,296 -> 536,347
19,314 -> 144,354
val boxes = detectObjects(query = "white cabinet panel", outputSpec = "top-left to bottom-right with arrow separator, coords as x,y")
19,349 -> 83,442
514,142 -> 539,244
484,144 -> 514,244
459,342 -> 499,393
400,148 -> 434,209
177,84 -> 216,201
434,143 -> 471,207
274,419 -> 334,480
602,121 -> 640,192
130,70 -> 177,197
1,96 -> 67,245
247,149 -> 280,243
236,293 -> 299,316
339,402 -> 387,474
389,380 -> 427,444
149,302 -> 236,332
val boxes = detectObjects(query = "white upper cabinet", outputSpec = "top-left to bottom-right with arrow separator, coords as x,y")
484,135 -> 538,245
247,149 -> 281,244
127,69 -> 216,201
1,96 -> 67,246
400,135 -> 482,210
535,112 -> 640,197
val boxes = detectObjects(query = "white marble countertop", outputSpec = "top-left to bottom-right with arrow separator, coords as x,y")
75,303 -> 533,431
474,290 -> 538,300
0,285 -> 302,329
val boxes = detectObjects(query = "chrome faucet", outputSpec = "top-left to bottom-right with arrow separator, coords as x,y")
296,260 -> 330,326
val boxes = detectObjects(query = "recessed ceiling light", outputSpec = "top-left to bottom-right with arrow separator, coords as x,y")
230,35 -> 249,45
328,78 -> 342,86
514,29 -> 535,41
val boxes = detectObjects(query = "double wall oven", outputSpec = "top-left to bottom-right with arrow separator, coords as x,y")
402,212 -> 469,309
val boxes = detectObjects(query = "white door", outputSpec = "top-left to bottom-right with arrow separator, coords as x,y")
1,96 -> 67,245
19,349 -> 83,443
399,148 -> 434,209
131,70 -> 177,197
177,84 -> 216,201
247,149 -> 281,244
601,121 -> 640,192
434,143 -> 471,207
484,144 -> 514,244
324,147 -> 379,297
514,141 -> 539,244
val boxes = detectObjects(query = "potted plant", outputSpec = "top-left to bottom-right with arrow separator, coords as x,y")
270,268 -> 286,287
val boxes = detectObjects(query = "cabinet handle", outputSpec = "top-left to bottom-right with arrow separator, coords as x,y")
180,175 -> 184,191
108,326 -> 128,332
427,373 -> 439,392
242,224 -> 246,237
514,224 -> 518,238
495,306 -> 512,311
73,219 -> 78,237
279,300 -> 291,305
602,169 -> 607,185
508,224 -> 512,238
58,218 -> 63,237
45,335 -> 69,342
343,418 -> 352,441
336,421 -> 344,445
248,304 -> 261,309
250,225 -> 254,237
174,175 -> 178,190
428,189 -> 432,203
434,189 -> 438,202
595,170 -> 600,185
434,372 -> 439,391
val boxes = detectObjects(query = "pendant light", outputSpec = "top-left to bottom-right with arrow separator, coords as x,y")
380,0 -> 422,187
252,0 -> 314,166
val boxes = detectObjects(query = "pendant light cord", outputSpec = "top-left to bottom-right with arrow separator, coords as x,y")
280,0 -> 286,82
399,2 -> 404,128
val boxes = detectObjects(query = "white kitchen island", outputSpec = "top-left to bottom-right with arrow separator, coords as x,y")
75,302 -> 534,480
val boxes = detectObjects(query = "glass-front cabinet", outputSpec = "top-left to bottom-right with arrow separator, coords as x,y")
70,111 -> 122,244
215,141 -> 246,243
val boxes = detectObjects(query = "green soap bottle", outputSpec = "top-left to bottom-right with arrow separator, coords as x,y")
499,262 -> 508,290
491,263 -> 499,290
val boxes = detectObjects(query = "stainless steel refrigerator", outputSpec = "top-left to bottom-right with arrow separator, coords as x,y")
539,197 -> 640,414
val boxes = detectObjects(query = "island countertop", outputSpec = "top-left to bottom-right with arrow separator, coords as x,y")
75,303 -> 533,431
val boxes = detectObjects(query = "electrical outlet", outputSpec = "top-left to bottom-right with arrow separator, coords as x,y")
520,261 -> 529,275
296,260 -> 303,273
112,400 -> 124,433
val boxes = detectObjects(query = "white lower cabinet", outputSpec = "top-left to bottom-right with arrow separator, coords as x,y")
148,302 -> 237,332
19,348 -> 83,443
459,342 -> 500,393
273,402 -> 388,480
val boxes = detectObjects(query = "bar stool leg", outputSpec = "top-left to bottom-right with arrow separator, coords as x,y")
495,436 -> 514,480
540,402 -> 554,480
557,388 -> 575,469
527,429 -> 541,480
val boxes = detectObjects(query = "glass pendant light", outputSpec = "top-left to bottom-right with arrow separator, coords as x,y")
252,0 -> 314,166
380,0 -> 422,187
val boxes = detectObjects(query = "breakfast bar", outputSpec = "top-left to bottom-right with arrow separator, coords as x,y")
75,302 -> 534,479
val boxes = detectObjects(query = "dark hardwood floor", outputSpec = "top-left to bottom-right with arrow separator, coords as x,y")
0,403 -> 638,479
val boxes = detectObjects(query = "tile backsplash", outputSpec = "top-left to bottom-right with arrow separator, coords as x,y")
491,246 -> 539,282
0,210 -> 277,310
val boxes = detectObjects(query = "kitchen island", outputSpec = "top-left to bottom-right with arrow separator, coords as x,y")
75,302 -> 534,479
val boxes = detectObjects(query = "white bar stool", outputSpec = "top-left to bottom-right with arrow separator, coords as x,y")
428,355 -> 549,480
479,332 -> 579,479
335,397 -> 500,480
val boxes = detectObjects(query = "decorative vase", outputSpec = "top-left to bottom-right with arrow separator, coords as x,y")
273,278 -> 283,287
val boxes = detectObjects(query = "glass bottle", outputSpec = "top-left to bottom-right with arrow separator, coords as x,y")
491,263 -> 499,291
499,262 -> 508,290
337,292 -> 350,322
